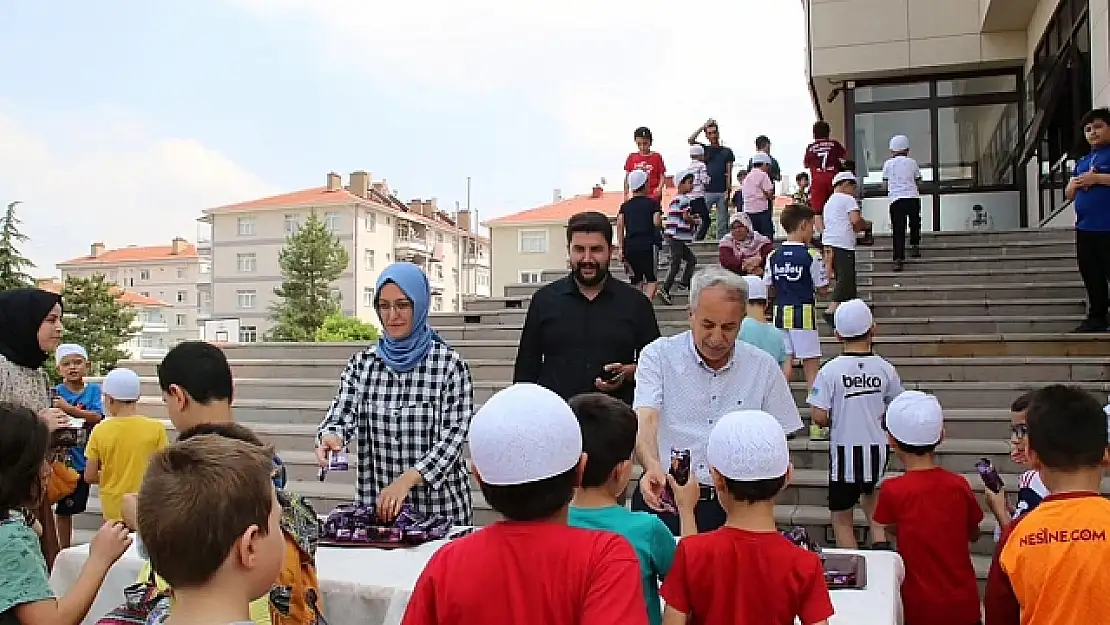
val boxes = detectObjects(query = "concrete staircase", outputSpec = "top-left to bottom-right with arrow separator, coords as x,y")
74,227 -> 1109,584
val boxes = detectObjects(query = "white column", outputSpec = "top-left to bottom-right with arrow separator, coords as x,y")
1092,0 -> 1110,106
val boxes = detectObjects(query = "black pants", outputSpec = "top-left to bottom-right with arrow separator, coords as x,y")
889,197 -> 922,261
749,210 -> 775,239
1077,230 -> 1110,324
690,197 -> 711,241
631,481 -> 726,536
664,239 -> 696,292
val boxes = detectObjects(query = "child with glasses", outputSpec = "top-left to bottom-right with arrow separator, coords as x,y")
984,392 -> 1049,542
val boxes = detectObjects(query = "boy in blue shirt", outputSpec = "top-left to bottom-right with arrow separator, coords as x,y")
1066,107 -> 1110,332
739,275 -> 787,369
52,343 -> 104,548
567,393 -> 698,625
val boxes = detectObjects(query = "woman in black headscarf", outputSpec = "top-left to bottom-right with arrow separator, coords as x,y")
0,288 -> 69,567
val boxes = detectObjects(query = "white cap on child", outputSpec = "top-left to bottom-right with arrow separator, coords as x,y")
628,169 -> 649,193
889,135 -> 910,152
750,152 -> 772,166
834,299 -> 874,339
469,383 -> 582,486
742,275 -> 767,301
55,344 -> 88,365
102,368 -> 142,402
689,144 -> 705,157
707,410 -> 790,481
886,390 -> 944,446
675,169 -> 695,184
832,171 -> 858,187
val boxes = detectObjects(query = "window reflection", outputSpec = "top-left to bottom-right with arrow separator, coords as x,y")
853,83 -> 930,104
937,104 -> 1016,187
853,110 -> 932,186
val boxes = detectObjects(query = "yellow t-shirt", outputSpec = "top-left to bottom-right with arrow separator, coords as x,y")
136,561 -> 272,625
85,415 -> 168,521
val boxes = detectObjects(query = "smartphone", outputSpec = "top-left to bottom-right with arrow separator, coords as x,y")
976,458 -> 1004,493
660,448 -> 692,512
597,366 -> 622,383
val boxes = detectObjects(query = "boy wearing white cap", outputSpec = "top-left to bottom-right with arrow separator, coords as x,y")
808,299 -> 903,549
660,410 -> 834,625
402,384 -> 647,625
738,275 -> 787,369
882,134 -> 923,271
873,391 -> 982,625
660,171 -> 699,305
686,144 -> 711,240
820,171 -> 871,325
84,368 -> 169,522
741,152 -> 777,239
618,169 -> 665,301
52,343 -> 105,547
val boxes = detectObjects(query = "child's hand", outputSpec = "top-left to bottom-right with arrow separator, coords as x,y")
120,494 -> 139,530
667,474 -> 700,513
88,521 -> 132,567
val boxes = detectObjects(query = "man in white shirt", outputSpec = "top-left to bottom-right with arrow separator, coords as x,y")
821,172 -> 871,324
882,134 -> 923,271
632,265 -> 803,535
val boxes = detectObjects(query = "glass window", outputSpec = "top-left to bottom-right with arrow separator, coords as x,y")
853,110 -> 933,186
236,290 -> 256,309
239,326 -> 258,343
325,212 -> 340,232
237,217 -> 255,236
938,192 -> 1022,232
853,82 -> 930,104
518,230 -> 547,254
363,287 -> 375,307
236,253 -> 257,273
936,75 -> 1017,97
937,104 -> 1016,187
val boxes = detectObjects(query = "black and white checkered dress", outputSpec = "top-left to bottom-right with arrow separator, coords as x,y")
317,341 -> 474,525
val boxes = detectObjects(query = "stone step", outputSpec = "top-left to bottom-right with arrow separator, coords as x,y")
863,281 -> 1087,303
865,267 -> 1078,288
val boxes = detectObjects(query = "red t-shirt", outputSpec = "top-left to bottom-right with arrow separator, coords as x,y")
872,467 -> 983,625
625,152 -> 666,198
659,527 -> 833,625
401,521 -> 648,625
804,139 -> 847,177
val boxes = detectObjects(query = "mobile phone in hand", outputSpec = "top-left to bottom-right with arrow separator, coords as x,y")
597,365 -> 622,383
976,458 -> 1004,493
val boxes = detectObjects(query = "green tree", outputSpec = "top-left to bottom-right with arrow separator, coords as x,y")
60,274 -> 138,376
315,312 -> 381,342
0,201 -> 35,290
269,210 -> 349,341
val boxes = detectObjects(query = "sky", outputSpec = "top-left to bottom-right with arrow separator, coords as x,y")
0,0 -> 816,274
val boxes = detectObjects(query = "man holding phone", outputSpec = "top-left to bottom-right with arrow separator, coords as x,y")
514,211 -> 661,405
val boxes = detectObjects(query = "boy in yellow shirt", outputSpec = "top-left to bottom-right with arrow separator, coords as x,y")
84,368 -> 168,522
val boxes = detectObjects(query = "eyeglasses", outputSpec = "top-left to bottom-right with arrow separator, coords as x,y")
1011,423 -> 1028,439
376,300 -> 414,314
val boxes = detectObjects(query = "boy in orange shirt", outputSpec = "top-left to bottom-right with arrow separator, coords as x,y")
985,385 -> 1110,625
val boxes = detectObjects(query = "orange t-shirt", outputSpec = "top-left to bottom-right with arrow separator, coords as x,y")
984,492 -> 1110,625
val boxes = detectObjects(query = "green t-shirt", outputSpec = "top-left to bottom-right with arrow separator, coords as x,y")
0,514 -> 55,625
739,317 -> 788,365
568,505 -> 675,625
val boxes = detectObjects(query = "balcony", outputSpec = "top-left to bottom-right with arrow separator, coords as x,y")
394,231 -> 431,260
136,311 -> 170,333
462,254 -> 490,267
428,271 -> 446,294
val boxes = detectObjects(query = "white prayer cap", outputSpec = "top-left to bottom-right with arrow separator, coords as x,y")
102,368 -> 142,402
469,383 -> 582,486
628,169 -> 649,193
743,275 -> 767,301
55,344 -> 88,365
886,390 -> 944,446
750,152 -> 772,166
707,410 -> 790,481
832,171 -> 858,187
834,299 -> 874,339
689,144 -> 705,157
889,135 -> 910,152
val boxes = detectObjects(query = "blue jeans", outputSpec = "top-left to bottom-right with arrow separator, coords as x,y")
749,210 -> 775,239
705,192 -> 729,239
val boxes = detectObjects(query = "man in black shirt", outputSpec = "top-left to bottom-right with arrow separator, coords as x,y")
617,170 -> 664,301
514,211 -> 662,405
688,118 -> 737,240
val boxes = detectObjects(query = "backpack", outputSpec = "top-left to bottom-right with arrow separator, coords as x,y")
269,489 -> 327,625
94,570 -> 171,625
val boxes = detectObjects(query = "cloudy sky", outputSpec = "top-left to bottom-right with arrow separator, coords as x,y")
0,0 -> 814,273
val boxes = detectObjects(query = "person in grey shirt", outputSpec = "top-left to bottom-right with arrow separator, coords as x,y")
631,266 -> 802,535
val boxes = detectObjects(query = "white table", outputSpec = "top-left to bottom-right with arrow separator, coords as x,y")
52,536 -> 903,625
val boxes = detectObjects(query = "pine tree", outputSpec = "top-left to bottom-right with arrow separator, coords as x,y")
269,211 -> 349,341
61,274 -> 138,376
0,201 -> 35,290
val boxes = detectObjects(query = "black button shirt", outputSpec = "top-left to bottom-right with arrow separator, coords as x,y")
513,275 -> 661,405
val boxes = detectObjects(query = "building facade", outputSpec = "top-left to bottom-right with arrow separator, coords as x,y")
36,279 -> 173,360
803,0 -> 1104,231
203,171 -> 490,341
56,238 -> 203,348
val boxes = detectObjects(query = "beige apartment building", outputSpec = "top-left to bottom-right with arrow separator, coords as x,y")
36,278 -> 173,360
804,0 -> 1104,232
202,171 -> 490,341
56,238 -> 204,351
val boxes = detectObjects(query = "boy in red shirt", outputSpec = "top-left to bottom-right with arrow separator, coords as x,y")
401,383 -> 647,625
626,126 -> 667,202
803,121 -> 848,239
873,391 -> 983,625
660,410 -> 834,625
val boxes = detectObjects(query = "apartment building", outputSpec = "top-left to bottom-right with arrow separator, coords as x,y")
56,238 -> 203,348
803,0 -> 1105,232
202,170 -> 491,341
485,179 -> 793,296
36,279 -> 173,360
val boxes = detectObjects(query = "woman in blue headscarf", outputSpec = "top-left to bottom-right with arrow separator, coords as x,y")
315,262 -> 476,526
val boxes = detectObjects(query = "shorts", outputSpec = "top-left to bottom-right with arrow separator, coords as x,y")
828,479 -> 878,512
810,174 -> 835,215
781,329 -> 821,359
623,244 -> 657,284
830,247 -> 858,303
55,475 -> 90,516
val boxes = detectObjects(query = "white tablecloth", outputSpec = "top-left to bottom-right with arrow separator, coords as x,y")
52,538 -> 903,625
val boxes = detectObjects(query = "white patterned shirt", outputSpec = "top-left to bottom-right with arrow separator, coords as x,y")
633,331 -> 803,485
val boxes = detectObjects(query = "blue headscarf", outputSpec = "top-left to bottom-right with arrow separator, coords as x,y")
374,262 -> 443,372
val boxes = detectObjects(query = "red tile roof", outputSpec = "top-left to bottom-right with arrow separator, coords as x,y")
487,190 -> 795,226
58,243 -> 199,266
36,279 -> 170,308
